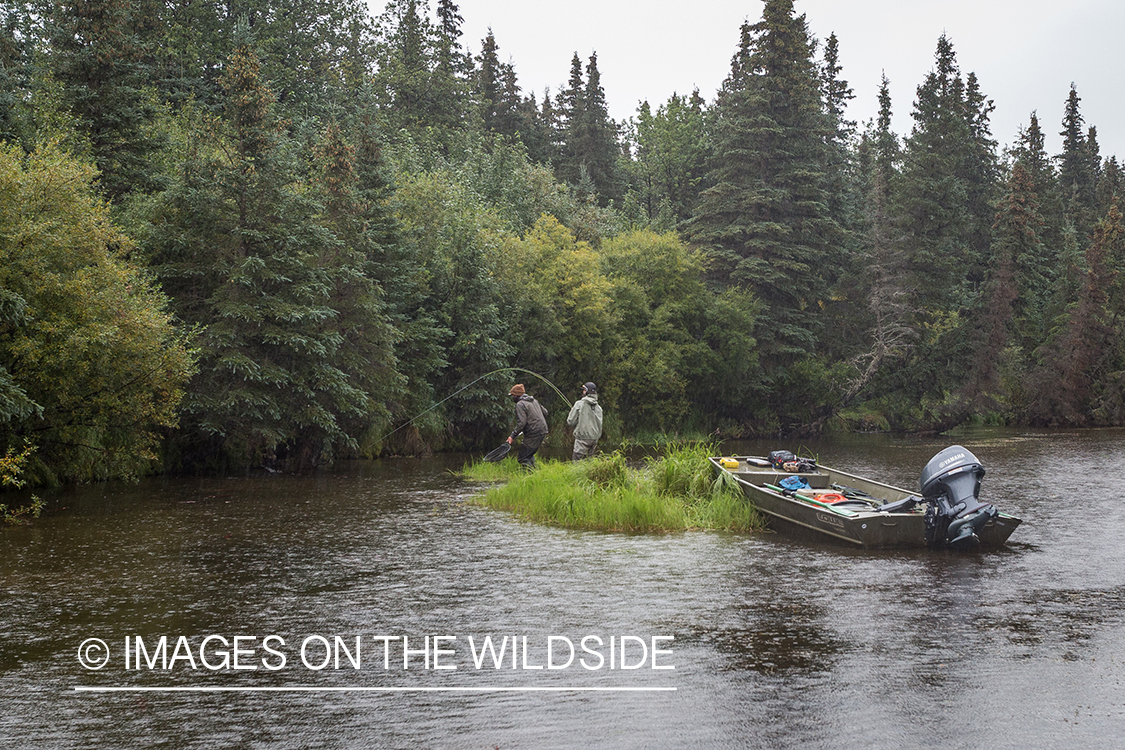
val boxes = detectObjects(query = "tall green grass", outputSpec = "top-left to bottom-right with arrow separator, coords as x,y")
461,444 -> 764,533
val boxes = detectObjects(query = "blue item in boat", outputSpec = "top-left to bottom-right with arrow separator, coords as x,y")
778,475 -> 809,491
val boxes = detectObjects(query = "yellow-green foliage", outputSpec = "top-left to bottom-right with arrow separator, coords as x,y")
463,445 -> 763,533
494,215 -> 617,400
0,143 -> 198,484
0,444 -> 43,524
597,229 -> 761,432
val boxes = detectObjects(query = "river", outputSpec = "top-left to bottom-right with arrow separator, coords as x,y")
1,428 -> 1122,749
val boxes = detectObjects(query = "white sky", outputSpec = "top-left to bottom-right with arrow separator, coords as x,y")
369,0 -> 1125,160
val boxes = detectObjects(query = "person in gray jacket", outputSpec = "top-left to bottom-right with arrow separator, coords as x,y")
506,384 -> 549,468
566,382 -> 603,460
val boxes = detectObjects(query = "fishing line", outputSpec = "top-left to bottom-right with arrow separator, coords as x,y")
376,367 -> 573,444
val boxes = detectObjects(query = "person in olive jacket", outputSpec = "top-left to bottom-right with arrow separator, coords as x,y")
506,384 -> 549,468
566,382 -> 603,460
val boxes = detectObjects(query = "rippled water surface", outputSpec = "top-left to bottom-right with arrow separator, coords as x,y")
2,429 -> 1123,749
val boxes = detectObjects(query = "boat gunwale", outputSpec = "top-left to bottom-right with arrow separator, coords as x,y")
711,457 -> 919,520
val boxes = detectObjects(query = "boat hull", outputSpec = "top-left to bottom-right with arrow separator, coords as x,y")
711,457 -> 1022,549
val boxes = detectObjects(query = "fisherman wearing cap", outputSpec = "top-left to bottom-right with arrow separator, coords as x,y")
566,382 -> 603,460
506,384 -> 549,468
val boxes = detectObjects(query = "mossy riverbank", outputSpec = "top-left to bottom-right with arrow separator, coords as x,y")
461,444 -> 765,533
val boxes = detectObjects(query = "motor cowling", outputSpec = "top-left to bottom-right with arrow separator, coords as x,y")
919,446 -> 997,549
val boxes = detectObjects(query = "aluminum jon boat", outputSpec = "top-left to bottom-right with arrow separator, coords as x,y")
709,445 -> 1022,549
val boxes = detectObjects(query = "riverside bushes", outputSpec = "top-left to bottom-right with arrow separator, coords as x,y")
462,444 -> 763,533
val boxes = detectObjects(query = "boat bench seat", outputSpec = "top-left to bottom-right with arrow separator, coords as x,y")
735,471 -> 831,489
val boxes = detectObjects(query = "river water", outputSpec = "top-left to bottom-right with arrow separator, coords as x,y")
1,428 -> 1123,749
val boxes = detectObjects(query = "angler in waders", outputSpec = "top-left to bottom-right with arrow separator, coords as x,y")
506,384 -> 549,469
566,382 -> 603,460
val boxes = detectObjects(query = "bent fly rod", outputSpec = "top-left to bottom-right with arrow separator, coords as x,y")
376,367 -> 573,445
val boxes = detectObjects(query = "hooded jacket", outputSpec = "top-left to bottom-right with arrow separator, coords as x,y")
511,394 -> 549,439
566,393 -> 603,441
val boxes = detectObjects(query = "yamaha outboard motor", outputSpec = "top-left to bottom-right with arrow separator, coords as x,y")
919,446 -> 998,550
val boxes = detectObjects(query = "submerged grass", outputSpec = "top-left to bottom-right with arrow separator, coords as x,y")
461,444 -> 764,533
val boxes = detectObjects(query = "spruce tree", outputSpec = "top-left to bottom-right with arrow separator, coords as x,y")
870,75 -> 900,195
820,32 -> 857,231
477,30 -> 503,132
1097,157 -> 1122,216
847,74 -> 913,406
1090,197 -> 1125,423
1086,125 -> 1103,194
961,71 -> 1000,291
1058,84 -> 1098,240
429,0 -> 470,128
865,35 -> 1001,430
154,0 -> 377,118
1027,200 -> 1123,424
350,110 -> 447,443
0,4 -> 33,146
435,0 -> 468,76
555,52 -> 585,185
392,170 -> 515,447
148,43 -> 395,469
497,61 -> 526,139
1008,118 -> 1060,352
515,88 -> 552,165
469,30 -> 540,149
897,34 -> 977,312
373,0 -> 467,136
386,0 -> 429,129
537,87 -> 563,165
968,162 -> 1044,407
44,0 -> 165,202
816,31 -> 862,369
1012,113 -> 1064,266
576,53 -> 622,204
311,122 -> 405,449
686,0 -> 842,383
821,34 -> 854,138
552,52 -> 627,203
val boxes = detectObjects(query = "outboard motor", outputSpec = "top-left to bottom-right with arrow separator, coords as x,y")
919,446 -> 998,550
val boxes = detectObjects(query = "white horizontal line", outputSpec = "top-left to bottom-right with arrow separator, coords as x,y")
74,686 -> 676,693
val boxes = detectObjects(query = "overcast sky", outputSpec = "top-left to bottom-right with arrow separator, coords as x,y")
368,0 -> 1124,160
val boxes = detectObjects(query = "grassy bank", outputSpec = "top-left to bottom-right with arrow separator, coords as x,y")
462,444 -> 764,533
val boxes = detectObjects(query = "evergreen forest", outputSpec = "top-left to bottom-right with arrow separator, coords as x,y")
1,0 -> 1123,486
